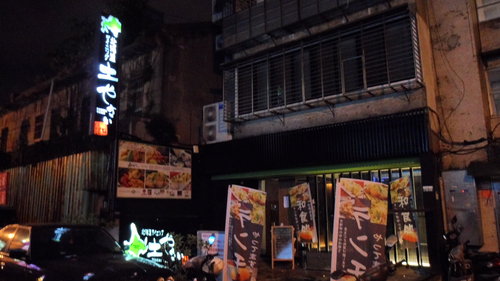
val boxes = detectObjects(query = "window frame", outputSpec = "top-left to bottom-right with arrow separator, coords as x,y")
34,114 -> 44,140
476,0 -> 500,22
485,65 -> 500,116
224,9 -> 421,121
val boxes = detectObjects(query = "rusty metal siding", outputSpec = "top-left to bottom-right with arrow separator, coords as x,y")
6,150 -> 110,224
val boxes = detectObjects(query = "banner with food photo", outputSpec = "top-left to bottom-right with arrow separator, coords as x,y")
288,183 -> 318,243
331,178 -> 389,281
390,177 -> 418,247
117,140 -> 192,199
223,185 -> 266,281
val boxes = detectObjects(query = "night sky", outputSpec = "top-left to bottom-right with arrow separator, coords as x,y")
0,0 -> 211,104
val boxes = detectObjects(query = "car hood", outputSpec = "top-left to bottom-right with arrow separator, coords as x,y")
35,254 -> 169,280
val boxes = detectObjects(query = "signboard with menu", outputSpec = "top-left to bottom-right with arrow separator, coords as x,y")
117,140 -> 192,199
289,183 -> 318,243
271,225 -> 295,269
390,177 -> 418,247
197,230 -> 225,257
223,185 -> 266,281
331,178 -> 389,280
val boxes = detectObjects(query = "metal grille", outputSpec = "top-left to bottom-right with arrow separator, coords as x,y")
201,108 -> 430,175
223,8 -> 420,121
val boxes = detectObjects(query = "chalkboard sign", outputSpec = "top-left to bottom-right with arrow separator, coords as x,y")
271,226 -> 295,269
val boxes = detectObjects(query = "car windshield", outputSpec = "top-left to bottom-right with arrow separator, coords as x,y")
30,226 -> 123,260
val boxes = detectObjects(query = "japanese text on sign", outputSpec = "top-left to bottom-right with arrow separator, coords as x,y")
94,15 -> 122,134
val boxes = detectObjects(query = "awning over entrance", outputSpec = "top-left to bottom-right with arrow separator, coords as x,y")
212,157 -> 421,180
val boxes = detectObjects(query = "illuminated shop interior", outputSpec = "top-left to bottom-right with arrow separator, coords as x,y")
261,165 -> 430,268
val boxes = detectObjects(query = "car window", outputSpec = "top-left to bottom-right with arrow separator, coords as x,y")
9,226 -> 30,254
31,226 -> 122,260
0,225 -> 17,252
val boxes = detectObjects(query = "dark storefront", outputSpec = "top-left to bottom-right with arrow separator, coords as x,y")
198,108 -> 444,274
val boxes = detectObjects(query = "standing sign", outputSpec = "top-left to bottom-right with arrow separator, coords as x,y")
223,185 -> 266,281
117,140 -> 192,199
197,230 -> 225,257
289,183 -> 318,243
331,178 -> 389,280
390,177 -> 418,247
271,225 -> 295,269
0,172 -> 8,205
93,14 -> 122,136
122,222 -> 183,269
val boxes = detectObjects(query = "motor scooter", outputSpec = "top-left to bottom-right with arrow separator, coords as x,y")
330,235 -> 404,281
469,251 -> 500,281
444,216 -> 474,281
182,234 -> 223,281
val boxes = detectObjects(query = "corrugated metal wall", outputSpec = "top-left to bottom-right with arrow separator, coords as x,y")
7,150 -> 110,224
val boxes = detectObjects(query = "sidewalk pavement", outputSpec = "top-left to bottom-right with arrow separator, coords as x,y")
257,257 -> 443,281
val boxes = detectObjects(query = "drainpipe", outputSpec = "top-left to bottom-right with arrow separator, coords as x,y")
41,79 -> 54,140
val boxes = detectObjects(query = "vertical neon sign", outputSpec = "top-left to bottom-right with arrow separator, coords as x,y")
94,14 -> 122,136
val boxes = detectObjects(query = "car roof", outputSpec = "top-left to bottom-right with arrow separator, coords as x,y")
4,223 -> 102,229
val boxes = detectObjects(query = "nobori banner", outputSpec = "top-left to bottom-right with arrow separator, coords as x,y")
93,14 -> 122,136
331,178 -> 389,280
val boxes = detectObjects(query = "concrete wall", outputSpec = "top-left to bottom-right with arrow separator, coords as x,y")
233,89 -> 426,138
425,0 -> 498,251
426,0 -> 489,168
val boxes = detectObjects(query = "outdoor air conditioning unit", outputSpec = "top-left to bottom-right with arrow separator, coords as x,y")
203,102 -> 232,144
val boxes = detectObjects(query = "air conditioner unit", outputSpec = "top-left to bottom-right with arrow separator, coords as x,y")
203,102 -> 232,144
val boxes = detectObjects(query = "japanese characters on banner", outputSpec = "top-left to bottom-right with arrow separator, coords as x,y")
94,14 -> 122,136
117,140 -> 192,199
0,172 -> 8,205
223,185 -> 266,281
331,178 -> 389,280
390,177 -> 418,247
289,183 -> 318,243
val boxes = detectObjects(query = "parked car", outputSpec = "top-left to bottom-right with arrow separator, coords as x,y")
0,223 -> 175,281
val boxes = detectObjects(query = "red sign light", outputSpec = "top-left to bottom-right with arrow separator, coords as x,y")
94,121 -> 108,136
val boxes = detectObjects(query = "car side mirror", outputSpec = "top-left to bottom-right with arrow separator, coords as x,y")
9,249 -> 27,260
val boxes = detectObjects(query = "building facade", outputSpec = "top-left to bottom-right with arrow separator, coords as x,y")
0,21 -> 221,236
199,0 -> 500,275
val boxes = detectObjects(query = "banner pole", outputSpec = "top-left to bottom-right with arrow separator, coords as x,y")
222,185 -> 232,281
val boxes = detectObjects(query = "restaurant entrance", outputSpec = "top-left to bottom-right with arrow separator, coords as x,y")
262,164 -> 430,268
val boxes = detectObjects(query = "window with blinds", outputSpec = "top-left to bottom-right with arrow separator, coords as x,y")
223,9 -> 419,120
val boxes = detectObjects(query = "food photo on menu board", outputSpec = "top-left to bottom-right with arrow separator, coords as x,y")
120,148 -> 145,163
169,172 -> 191,190
118,168 -> 145,188
170,148 -> 192,168
146,146 -> 169,165
145,171 -> 169,189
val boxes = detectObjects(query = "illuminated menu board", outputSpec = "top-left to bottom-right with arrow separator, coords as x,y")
117,140 -> 192,199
